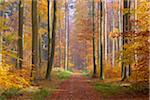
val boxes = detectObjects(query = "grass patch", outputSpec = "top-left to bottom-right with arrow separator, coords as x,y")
93,83 -> 125,96
82,72 -> 90,77
0,87 -> 20,99
0,96 -> 5,100
32,88 -> 50,100
127,83 -> 149,95
81,69 -> 90,77
56,70 -> 72,80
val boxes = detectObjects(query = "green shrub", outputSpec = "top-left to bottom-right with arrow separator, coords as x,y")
57,71 -> 72,80
94,83 -> 124,96
0,96 -> 6,100
128,84 -> 149,95
32,88 -> 49,100
2,87 -> 20,98
82,69 -> 90,77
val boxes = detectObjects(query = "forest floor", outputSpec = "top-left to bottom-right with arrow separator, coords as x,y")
1,71 -> 149,100
49,73 -> 102,100
49,73 -> 149,100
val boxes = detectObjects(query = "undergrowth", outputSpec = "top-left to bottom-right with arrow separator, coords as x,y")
93,82 -> 149,97
93,83 -> 124,96
56,70 -> 72,80
0,87 -> 20,100
32,88 -> 49,100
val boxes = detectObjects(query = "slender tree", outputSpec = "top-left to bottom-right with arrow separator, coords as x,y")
46,0 -> 51,79
31,0 -> 39,80
104,0 -> 108,61
134,0 -> 138,65
0,0 -> 5,65
122,0 -> 131,80
118,0 -> 124,76
112,1 -> 115,67
64,0 -> 69,70
38,15 -> 42,67
118,0 -> 123,51
58,12 -> 62,68
17,0 -> 24,69
92,0 -> 97,77
46,0 -> 57,80
99,1 -> 104,80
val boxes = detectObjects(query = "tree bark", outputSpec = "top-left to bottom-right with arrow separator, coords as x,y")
112,1 -> 115,67
122,0 -> 131,81
58,13 -> 62,68
17,0 -> 24,69
99,1 -> 104,80
64,0 -> 69,70
46,0 -> 57,80
31,0 -> 39,81
92,0 -> 97,78
104,0 -> 108,62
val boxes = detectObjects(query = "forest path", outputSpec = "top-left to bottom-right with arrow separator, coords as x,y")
49,73 -> 102,100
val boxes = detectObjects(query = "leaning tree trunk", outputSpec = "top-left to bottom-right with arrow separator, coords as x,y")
17,0 -> 24,69
46,0 -> 57,80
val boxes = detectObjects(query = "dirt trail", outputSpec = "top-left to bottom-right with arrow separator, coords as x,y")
49,74 -> 102,100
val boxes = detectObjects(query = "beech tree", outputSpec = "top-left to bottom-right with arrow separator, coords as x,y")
64,0 -> 69,70
31,0 -> 39,80
17,0 -> 24,69
92,0 -> 97,77
99,1 -> 104,80
122,0 -> 131,81
46,0 -> 57,80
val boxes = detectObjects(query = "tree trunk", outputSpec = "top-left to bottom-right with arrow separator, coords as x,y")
58,14 -> 62,68
38,15 -> 42,67
118,0 -> 123,69
46,0 -> 57,80
122,0 -> 131,81
17,0 -> 24,69
112,1 -> 115,67
31,0 -> 39,81
64,0 -> 69,70
99,1 -> 104,80
104,0 -> 108,62
92,0 -> 97,78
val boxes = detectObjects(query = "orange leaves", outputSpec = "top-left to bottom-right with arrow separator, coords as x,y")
0,64 -> 30,89
109,28 -> 120,39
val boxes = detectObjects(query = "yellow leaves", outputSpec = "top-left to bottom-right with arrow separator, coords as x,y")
0,63 -> 30,89
38,0 -> 47,15
135,1 -> 150,31
39,28 -> 47,35
109,28 -> 120,39
0,16 -> 8,31
68,62 -> 74,68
